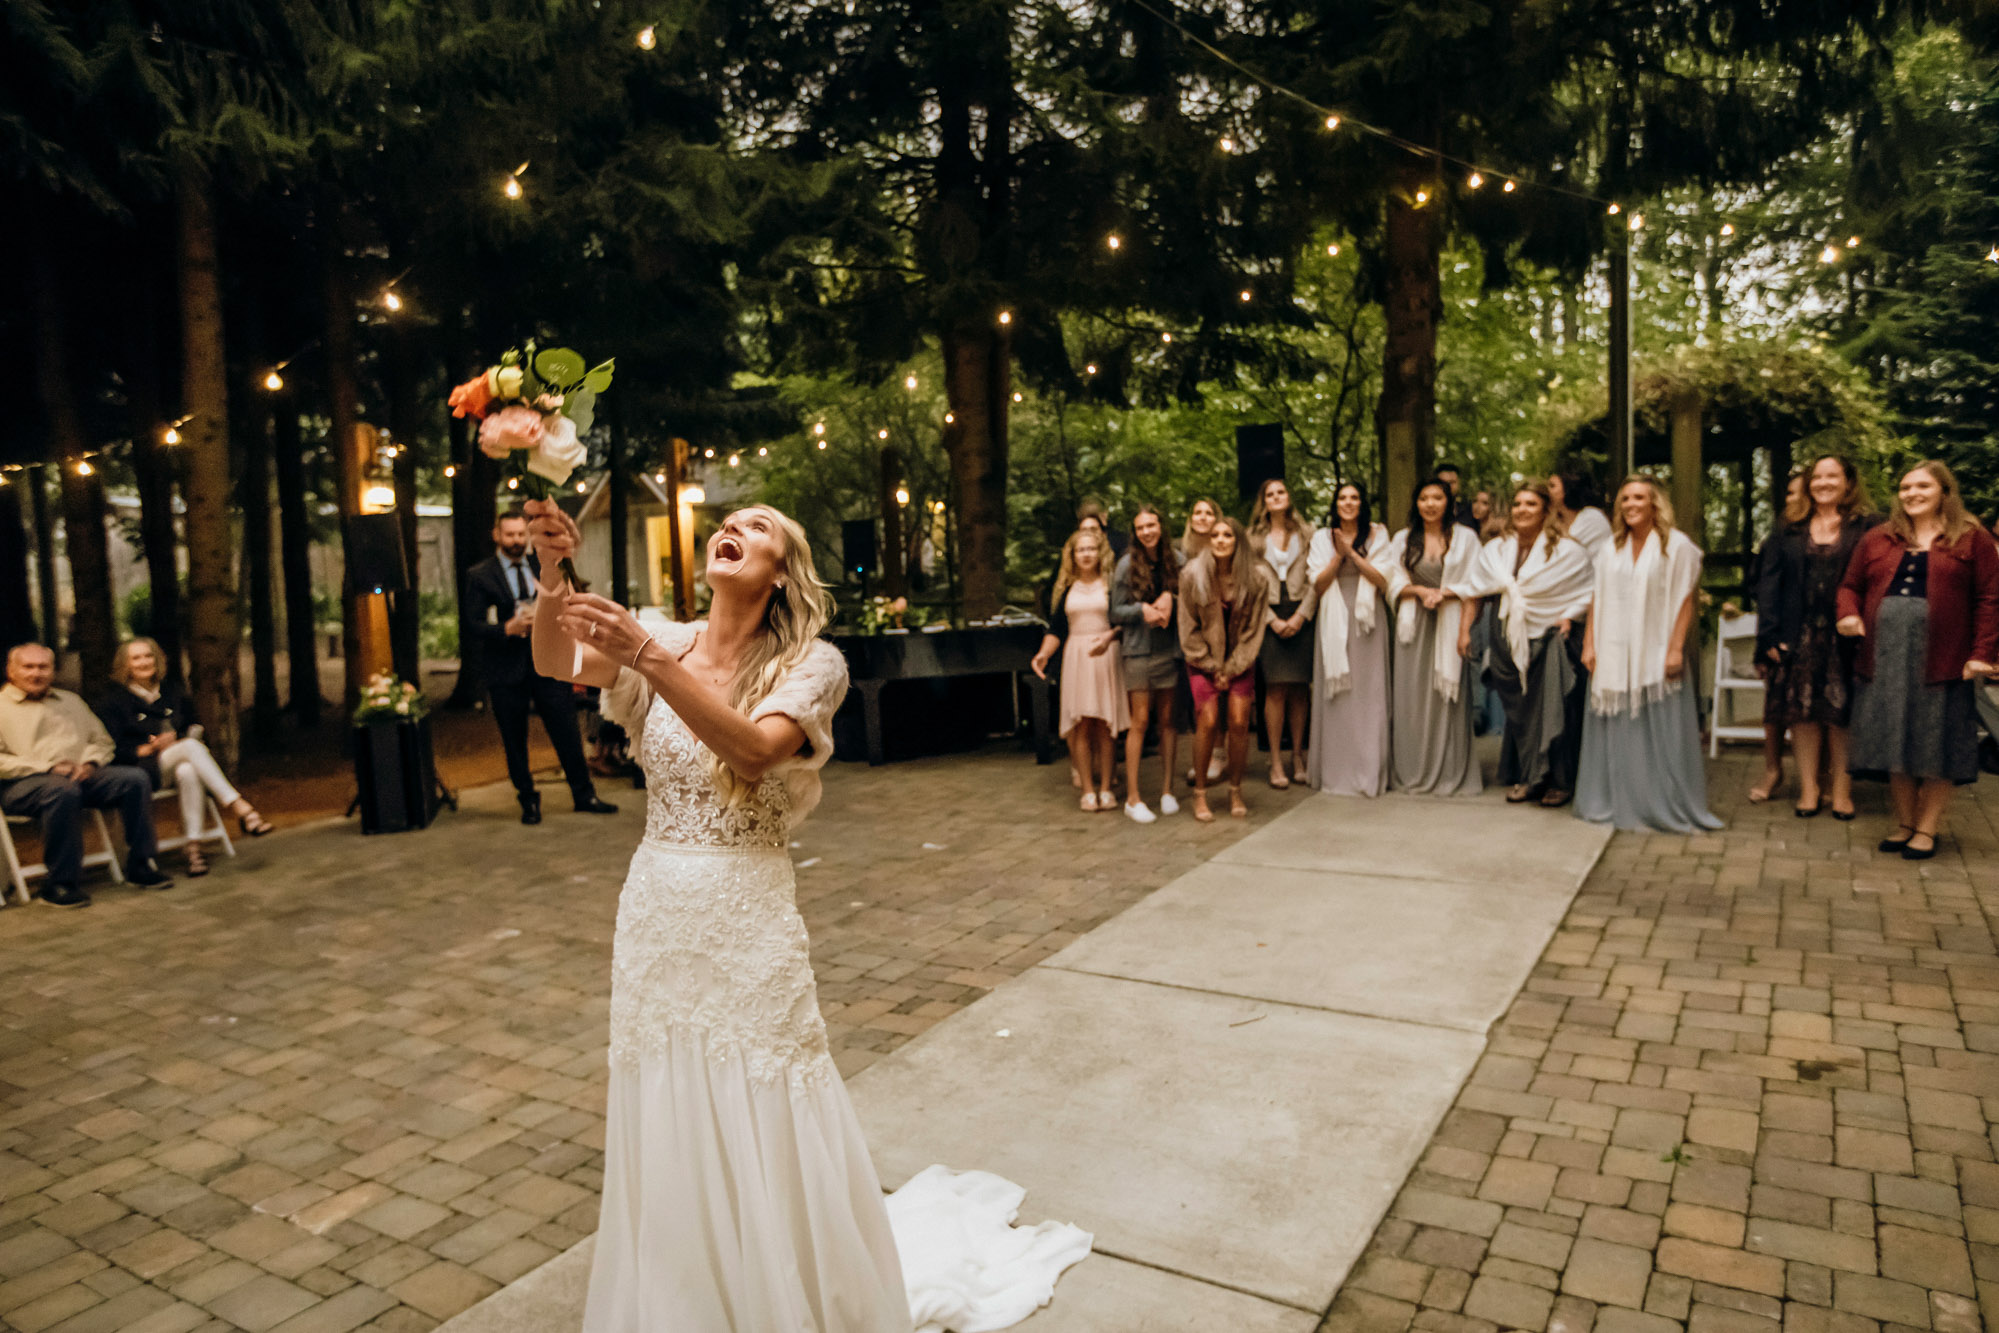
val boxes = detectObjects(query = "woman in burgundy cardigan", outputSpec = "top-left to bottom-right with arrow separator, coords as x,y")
1836,460 -> 1999,860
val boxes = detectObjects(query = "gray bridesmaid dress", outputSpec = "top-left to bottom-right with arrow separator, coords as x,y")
1390,556 -> 1481,796
1309,568 -> 1391,796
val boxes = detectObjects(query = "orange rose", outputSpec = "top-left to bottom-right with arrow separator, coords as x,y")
448,374 -> 496,419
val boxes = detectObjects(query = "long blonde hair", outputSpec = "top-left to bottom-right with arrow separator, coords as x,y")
1248,478 -> 1298,540
111,638 -> 168,687
1886,458 -> 1976,546
711,506 -> 833,806
1051,528 -> 1110,612
1608,475 -> 1675,553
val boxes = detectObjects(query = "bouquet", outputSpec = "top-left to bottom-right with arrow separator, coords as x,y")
449,340 -> 615,586
353,672 -> 429,726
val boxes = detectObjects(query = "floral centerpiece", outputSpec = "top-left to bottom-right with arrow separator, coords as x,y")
449,340 -> 615,587
856,595 -> 909,635
353,672 -> 429,726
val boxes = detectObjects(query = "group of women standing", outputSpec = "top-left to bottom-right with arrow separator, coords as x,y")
1754,457 -> 1998,859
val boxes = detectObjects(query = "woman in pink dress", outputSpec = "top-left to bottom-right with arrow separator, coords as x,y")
1033,529 -> 1130,811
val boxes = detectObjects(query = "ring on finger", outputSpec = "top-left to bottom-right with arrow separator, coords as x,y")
589,623 -> 600,639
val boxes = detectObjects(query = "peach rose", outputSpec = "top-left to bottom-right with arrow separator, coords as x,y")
448,375 -> 495,420
478,405 -> 545,459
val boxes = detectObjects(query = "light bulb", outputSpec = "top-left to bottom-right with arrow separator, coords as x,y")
1607,202 -> 1620,215
1324,115 -> 1339,130
894,487 -> 910,506
813,422 -> 825,435
1326,243 -> 1341,256
877,428 -> 889,440
383,290 -> 402,311
727,453 -> 740,467
364,484 -> 395,509
683,484 -> 705,504
1219,136 -> 1235,153
1820,244 -> 1841,263
1414,189 -> 1429,206
1106,234 -> 1121,249
904,375 -> 918,390
817,439 -> 827,449
76,460 -> 94,477
1847,235 -> 1861,248
1502,180 -> 1516,193
1987,246 -> 1999,263
1239,289 -> 1252,301
1085,364 -> 1097,375
162,427 -> 180,445
444,465 -> 457,478
503,176 -> 522,200
757,446 -> 768,457
507,477 -> 519,489
1720,223 -> 1735,236
997,310 -> 1012,325
943,412 -> 955,425
637,24 -> 655,49
1629,213 -> 1644,231
1160,332 -> 1172,343
654,472 -> 666,483
704,447 -> 715,458
1468,172 -> 1483,189
576,480 -> 588,492
263,371 -> 284,391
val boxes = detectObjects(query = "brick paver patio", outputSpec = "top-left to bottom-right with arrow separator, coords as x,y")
1322,759 -> 1999,1333
0,748 -> 1304,1332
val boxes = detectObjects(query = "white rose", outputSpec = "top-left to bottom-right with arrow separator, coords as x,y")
525,413 -> 587,485
490,365 -> 524,398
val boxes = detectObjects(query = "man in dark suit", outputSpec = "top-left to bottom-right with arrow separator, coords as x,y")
465,509 -> 617,825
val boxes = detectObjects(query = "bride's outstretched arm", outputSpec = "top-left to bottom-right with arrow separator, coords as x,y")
553,590 -> 808,784
524,500 -> 622,687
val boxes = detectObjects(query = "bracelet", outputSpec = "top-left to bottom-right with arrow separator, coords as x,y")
630,634 -> 655,668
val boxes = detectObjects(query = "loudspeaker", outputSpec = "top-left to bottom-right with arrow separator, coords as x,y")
1236,423 -> 1285,503
345,512 -> 410,595
842,519 -> 878,577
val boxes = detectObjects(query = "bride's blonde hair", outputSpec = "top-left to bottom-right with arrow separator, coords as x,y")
711,505 -> 834,806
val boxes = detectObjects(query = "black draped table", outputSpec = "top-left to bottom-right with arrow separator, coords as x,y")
830,626 -> 1055,766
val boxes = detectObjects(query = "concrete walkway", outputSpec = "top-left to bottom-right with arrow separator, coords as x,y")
442,790 -> 1608,1332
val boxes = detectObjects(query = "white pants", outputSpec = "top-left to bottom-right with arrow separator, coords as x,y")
156,739 -> 240,839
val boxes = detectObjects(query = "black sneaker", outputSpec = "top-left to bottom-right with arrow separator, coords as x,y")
125,859 -> 174,890
40,882 -> 91,909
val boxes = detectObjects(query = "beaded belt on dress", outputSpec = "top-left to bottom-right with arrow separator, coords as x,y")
637,836 -> 789,858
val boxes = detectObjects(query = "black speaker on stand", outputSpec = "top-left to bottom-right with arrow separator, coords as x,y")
843,519 -> 878,599
1235,423 -> 1286,505
343,512 -> 410,596
343,511 -> 455,832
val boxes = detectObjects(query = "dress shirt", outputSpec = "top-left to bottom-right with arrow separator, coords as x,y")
0,684 -> 117,780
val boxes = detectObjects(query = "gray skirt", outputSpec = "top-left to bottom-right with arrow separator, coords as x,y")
1259,602 -> 1314,684
1847,596 -> 1980,785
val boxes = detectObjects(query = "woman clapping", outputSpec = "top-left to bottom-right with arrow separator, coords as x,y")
1178,517 -> 1268,821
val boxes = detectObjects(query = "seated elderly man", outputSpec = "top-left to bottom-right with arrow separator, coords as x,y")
0,643 -> 172,908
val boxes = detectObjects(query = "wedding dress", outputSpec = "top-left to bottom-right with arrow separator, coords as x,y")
585,621 -> 1088,1333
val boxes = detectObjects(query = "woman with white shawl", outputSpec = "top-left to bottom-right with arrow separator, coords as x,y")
1447,482 -> 1594,807
1306,482 -> 1391,796
1576,476 -> 1722,832
1384,478 -> 1483,796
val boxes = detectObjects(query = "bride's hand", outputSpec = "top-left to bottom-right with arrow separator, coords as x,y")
524,499 -> 582,567
556,593 -> 653,666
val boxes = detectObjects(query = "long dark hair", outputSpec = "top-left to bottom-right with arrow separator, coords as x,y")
1184,517 -> 1265,647
1327,482 -> 1372,555
1553,470 -> 1601,513
1403,479 -> 1453,574
1125,505 -> 1179,600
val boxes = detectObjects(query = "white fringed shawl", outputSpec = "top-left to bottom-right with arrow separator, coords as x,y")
1589,527 -> 1703,716
1305,523 -> 1389,700
1446,532 -> 1595,677
1383,524 -> 1482,703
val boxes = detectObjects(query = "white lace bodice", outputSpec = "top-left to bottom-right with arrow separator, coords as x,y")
602,624 -> 852,1087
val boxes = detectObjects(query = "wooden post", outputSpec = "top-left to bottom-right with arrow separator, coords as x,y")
1670,394 -> 1703,549
1384,420 -> 1417,531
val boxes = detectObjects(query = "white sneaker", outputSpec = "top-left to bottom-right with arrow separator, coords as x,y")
1207,756 -> 1225,781
1124,800 -> 1157,824
1158,794 -> 1180,816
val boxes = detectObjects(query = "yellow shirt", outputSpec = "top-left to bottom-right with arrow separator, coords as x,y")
0,685 -> 116,780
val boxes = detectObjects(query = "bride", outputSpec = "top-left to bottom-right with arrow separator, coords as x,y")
523,500 -> 1085,1332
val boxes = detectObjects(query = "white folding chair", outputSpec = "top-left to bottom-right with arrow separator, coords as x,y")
151,781 -> 237,861
1,809 -> 126,905
1709,611 -> 1766,757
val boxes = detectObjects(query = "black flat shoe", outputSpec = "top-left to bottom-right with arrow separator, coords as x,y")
125,860 -> 173,890
574,796 -> 619,815
1878,827 -> 1914,853
1903,833 -> 1939,861
38,882 -> 90,909
1795,801 -> 1823,819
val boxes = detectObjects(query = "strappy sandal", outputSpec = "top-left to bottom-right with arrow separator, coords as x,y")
1191,788 -> 1214,823
238,810 -> 274,837
184,844 -> 211,878
1229,784 -> 1248,818
1268,767 -> 1291,790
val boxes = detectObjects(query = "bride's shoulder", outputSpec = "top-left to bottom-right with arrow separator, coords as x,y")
796,637 -> 849,684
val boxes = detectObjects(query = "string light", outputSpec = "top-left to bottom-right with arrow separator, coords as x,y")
1239,288 -> 1252,301
1012,391 -> 1023,402
704,447 -> 716,458
1106,234 -> 1122,250
1324,115 -> 1340,131
1720,223 -> 1735,236
1847,235 -> 1862,248
263,370 -> 285,392
1160,332 -> 1172,343
1219,136 -> 1235,153
654,471 -> 666,483
383,290 -> 403,312
757,446 -> 768,457
1467,172 -> 1483,189
1607,203 -> 1620,216
503,176 -> 522,200
683,484 -> 705,504
817,438 -> 827,449
1502,180 -> 1515,193
1820,244 -> 1842,263
943,412 -> 955,424
1085,364 -> 1098,375
904,375 -> 918,390
443,464 -> 457,478
997,310 -> 1012,325
727,453 -> 740,467
506,477 -> 519,490
75,460 -> 94,477
877,428 -> 890,439
636,24 -> 656,49
1987,245 -> 1999,263
894,486 -> 911,506
1326,243 -> 1341,256
812,422 -> 825,436
1629,213 -> 1644,232
1413,189 -> 1429,207
162,427 -> 180,445
576,480 -> 588,492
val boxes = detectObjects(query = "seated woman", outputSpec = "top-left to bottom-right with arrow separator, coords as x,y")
1449,482 -> 1594,807
95,638 -> 272,875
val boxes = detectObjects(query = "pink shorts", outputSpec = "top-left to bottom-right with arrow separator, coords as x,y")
1188,669 -> 1253,710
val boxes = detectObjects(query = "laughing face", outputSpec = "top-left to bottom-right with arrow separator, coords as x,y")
706,506 -> 788,593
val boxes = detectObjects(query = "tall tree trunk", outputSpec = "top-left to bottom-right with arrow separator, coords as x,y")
1377,164 -> 1442,521
444,407 -> 484,707
177,164 -> 242,768
0,480 -> 32,657
384,333 -> 422,686
126,277 -> 185,684
29,466 -> 59,661
29,244 -> 116,696
609,395 -> 631,606
879,445 -> 907,597
941,326 -> 1010,616
272,392 -> 319,724
243,406 -> 280,733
